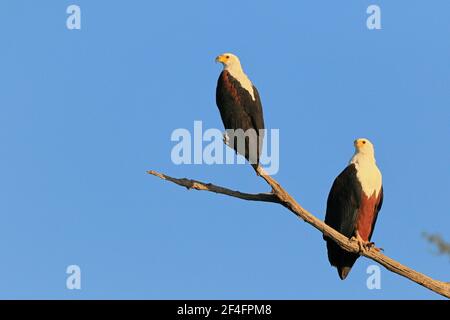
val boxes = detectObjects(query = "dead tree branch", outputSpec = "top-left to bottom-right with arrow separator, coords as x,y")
148,167 -> 450,299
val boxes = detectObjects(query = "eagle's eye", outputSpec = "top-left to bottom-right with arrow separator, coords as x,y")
362,141 -> 366,144
226,55 -> 230,59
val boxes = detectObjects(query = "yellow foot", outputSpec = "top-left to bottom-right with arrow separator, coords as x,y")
350,235 -> 367,254
351,232 -> 382,254
222,132 -> 230,146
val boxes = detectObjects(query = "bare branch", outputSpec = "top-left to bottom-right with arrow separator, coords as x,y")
147,168 -> 450,299
148,170 -> 279,203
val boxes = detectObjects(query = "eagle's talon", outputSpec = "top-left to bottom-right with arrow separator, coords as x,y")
350,236 -> 366,254
352,232 -> 373,254
366,242 -> 383,252
366,242 -> 375,249
222,132 -> 230,146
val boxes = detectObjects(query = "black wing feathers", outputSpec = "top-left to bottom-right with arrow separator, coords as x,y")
324,164 -> 362,279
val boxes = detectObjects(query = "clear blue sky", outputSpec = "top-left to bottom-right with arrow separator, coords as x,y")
0,0 -> 449,299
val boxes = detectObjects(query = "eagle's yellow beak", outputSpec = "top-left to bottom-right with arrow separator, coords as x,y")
215,55 -> 227,63
354,139 -> 365,149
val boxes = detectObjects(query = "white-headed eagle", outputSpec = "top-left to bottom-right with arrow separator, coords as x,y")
324,138 -> 383,280
215,53 -> 265,167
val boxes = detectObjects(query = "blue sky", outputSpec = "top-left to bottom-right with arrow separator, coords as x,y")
0,0 -> 449,299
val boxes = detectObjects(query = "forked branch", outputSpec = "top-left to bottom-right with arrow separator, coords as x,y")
147,167 -> 450,299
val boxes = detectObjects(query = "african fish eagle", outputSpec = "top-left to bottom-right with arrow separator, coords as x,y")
324,138 -> 383,280
215,53 -> 265,167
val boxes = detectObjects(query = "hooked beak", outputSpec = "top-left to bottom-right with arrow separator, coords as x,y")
354,139 -> 365,149
215,55 -> 226,63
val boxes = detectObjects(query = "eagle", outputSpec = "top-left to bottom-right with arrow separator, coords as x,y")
215,53 -> 265,167
324,138 -> 383,280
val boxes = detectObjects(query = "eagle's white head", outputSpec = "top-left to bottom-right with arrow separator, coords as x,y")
215,53 -> 242,71
353,138 -> 375,158
350,138 -> 378,168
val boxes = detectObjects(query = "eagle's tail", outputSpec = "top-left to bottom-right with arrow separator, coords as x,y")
326,240 -> 359,280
